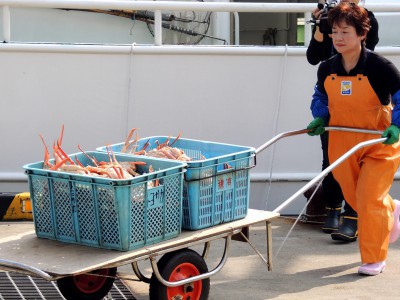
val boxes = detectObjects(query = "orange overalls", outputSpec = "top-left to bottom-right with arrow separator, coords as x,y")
326,74 -> 400,263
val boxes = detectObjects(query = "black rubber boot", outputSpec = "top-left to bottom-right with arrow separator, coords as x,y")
331,216 -> 358,242
321,207 -> 341,233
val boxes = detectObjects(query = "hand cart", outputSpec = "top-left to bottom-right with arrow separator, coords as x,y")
0,127 -> 386,300
0,209 -> 278,300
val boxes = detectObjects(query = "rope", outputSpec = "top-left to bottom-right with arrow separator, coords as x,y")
274,179 -> 323,259
263,44 -> 289,211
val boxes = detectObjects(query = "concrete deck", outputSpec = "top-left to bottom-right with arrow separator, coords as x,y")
123,216 -> 400,300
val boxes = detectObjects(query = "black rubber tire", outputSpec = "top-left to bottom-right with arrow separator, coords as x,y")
56,267 -> 117,300
149,248 -> 210,300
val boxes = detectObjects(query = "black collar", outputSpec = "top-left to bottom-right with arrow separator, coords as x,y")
330,46 -> 369,75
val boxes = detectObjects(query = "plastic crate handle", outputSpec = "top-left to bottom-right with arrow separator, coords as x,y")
184,157 -> 256,182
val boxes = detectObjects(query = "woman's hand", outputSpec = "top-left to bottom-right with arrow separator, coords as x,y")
382,125 -> 400,144
307,117 -> 326,136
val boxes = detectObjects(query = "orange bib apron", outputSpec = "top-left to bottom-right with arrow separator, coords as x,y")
325,74 -> 400,263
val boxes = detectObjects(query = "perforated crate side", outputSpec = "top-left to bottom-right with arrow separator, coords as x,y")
28,175 -> 55,239
75,182 -> 99,246
163,173 -> 183,238
182,156 -> 251,230
129,172 -> 183,249
52,178 -> 76,242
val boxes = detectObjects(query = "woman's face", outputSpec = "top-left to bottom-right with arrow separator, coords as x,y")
332,20 -> 365,55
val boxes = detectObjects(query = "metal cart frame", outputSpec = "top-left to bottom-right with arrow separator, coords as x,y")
0,126 -> 386,299
0,209 -> 278,299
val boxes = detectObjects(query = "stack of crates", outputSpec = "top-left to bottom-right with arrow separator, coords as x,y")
23,151 -> 186,251
98,137 -> 255,230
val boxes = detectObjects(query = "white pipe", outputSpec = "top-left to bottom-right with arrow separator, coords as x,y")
3,171 -> 400,183
1,43 -> 400,56
233,11 -> 239,46
251,173 -> 318,182
304,11 -> 311,47
2,5 -> 10,42
0,173 -> 27,181
251,172 -> 400,182
154,9 -> 162,46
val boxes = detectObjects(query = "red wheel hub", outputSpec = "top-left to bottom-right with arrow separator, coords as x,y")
167,263 -> 202,300
73,269 -> 110,294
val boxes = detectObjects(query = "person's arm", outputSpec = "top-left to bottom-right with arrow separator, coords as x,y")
307,62 -> 330,136
374,55 -> 400,143
310,63 -> 330,121
306,8 -> 326,66
383,59 -> 400,127
307,37 -> 326,66
310,85 -> 329,121
382,89 -> 400,144
366,11 -> 379,51
391,90 -> 400,127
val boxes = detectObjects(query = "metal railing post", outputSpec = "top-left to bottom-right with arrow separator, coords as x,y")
2,5 -> 11,42
154,9 -> 162,45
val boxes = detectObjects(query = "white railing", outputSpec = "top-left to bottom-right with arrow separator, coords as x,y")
2,1 -> 400,45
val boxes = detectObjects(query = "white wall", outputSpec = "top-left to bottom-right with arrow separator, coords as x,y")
2,45 -> 400,214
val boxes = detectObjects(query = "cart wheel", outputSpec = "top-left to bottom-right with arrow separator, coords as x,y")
56,267 -> 117,300
149,248 -> 210,300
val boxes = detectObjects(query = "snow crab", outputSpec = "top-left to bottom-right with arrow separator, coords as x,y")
120,128 -> 199,162
39,125 -> 148,180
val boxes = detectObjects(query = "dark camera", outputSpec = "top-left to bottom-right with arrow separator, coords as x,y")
308,0 -> 339,34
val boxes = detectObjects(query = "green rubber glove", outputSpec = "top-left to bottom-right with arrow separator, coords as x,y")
307,117 -> 325,136
382,125 -> 400,144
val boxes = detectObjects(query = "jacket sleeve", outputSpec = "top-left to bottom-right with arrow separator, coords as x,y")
306,36 -> 325,66
391,90 -> 400,127
310,85 -> 329,122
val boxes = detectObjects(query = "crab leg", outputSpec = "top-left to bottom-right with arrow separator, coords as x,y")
169,132 -> 182,147
121,128 -> 138,153
54,142 -> 75,165
39,134 -> 54,169
50,157 -> 69,171
78,145 -> 99,167
149,165 -> 159,187
57,124 -> 65,147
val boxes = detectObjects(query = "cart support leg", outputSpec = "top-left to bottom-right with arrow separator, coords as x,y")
266,221 -> 273,271
236,223 -> 273,271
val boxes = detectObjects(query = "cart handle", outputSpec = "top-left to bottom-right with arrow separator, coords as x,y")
272,136 -> 386,213
255,127 -> 384,155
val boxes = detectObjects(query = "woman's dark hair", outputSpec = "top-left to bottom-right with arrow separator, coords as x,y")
328,2 -> 370,37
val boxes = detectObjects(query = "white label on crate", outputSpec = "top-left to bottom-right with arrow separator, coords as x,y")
146,185 -> 165,209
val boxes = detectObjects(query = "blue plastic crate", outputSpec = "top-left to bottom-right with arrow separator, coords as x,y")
97,137 -> 255,230
23,151 -> 186,251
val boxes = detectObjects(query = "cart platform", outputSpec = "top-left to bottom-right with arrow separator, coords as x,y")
0,209 -> 278,281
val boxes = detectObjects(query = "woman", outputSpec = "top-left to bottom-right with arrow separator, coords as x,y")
306,0 -> 379,243
307,2 -> 400,275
